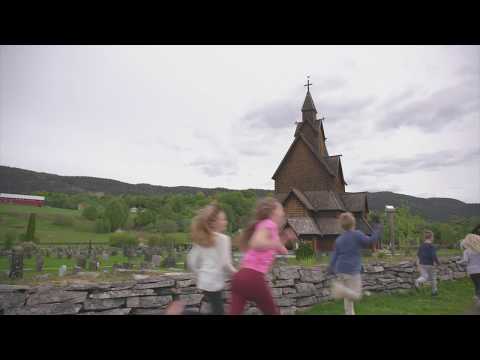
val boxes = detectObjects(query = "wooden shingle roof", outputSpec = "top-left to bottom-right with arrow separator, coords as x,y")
287,217 -> 322,235
302,90 -> 317,113
340,192 -> 369,213
271,133 -> 335,179
315,217 -> 343,235
324,155 -> 347,185
303,191 -> 346,211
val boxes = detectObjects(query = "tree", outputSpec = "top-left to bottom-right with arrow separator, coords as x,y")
157,219 -> 178,234
109,232 -> 139,263
24,213 -> 38,243
82,206 -> 98,221
134,209 -> 157,228
4,231 -> 17,250
177,218 -> 191,232
147,234 -> 172,248
95,217 -> 111,233
104,199 -> 129,232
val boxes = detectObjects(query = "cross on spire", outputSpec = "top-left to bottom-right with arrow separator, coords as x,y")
304,76 -> 313,92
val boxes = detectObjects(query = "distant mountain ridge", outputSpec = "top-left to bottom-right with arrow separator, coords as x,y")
1,165 -> 479,222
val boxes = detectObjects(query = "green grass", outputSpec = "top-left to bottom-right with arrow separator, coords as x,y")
299,278 -> 477,315
0,204 -> 110,244
286,248 -> 463,268
0,253 -> 188,285
0,204 -> 191,245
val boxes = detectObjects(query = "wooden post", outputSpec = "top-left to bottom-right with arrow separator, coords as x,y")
385,206 -> 395,254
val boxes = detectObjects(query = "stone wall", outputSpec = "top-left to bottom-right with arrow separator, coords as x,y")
0,256 -> 468,315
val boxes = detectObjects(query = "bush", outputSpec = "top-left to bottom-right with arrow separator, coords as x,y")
95,217 -> 111,233
4,230 -> 17,249
109,232 -> 139,248
82,206 -> 98,221
295,242 -> 315,260
24,213 -> 38,243
157,219 -> 178,234
134,209 -> 157,228
52,214 -> 74,226
147,234 -> 178,248
299,256 -> 317,267
104,199 -> 129,232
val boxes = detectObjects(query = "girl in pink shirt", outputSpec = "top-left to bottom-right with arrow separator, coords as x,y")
230,197 -> 296,315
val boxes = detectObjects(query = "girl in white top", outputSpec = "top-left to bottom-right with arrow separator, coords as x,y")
460,234 -> 480,305
166,203 -> 237,315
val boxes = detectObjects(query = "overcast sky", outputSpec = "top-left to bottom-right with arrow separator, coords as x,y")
1,45 -> 479,203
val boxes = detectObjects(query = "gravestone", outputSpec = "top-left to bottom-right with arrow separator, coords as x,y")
152,255 -> 161,267
125,247 -> 135,259
144,248 -> 153,262
88,240 -> 93,258
76,255 -> 87,269
162,252 -> 176,268
88,258 -> 99,271
102,252 -> 109,261
58,265 -> 67,277
35,254 -> 44,272
9,246 -> 24,279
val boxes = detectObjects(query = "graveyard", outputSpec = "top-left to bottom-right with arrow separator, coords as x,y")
0,197 -> 477,315
0,202 -> 192,285
1,46 -> 479,315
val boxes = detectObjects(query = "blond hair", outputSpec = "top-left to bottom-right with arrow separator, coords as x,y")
235,197 -> 281,252
190,203 -> 224,247
424,230 -> 434,241
462,234 -> 480,253
339,212 -> 356,231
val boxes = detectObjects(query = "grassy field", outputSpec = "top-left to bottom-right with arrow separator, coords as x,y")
299,278 -> 478,315
286,248 -> 463,268
0,203 -> 189,245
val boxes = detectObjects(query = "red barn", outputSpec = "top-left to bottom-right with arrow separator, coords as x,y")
0,193 -> 45,207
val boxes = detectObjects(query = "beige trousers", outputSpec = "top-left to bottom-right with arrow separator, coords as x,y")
331,274 -> 362,315
415,265 -> 438,293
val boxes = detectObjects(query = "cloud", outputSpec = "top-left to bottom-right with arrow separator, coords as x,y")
188,157 -> 237,178
241,100 -> 299,130
352,147 -> 480,178
377,78 -> 480,132
240,93 -> 375,131
319,96 -> 375,121
378,88 -> 417,110
313,77 -> 349,92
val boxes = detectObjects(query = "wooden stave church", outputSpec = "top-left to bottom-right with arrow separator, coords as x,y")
273,87 -> 373,252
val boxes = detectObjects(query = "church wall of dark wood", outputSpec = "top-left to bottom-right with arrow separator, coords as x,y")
284,195 -> 307,217
274,140 -> 334,193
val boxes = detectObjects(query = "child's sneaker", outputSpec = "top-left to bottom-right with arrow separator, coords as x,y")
165,300 -> 186,315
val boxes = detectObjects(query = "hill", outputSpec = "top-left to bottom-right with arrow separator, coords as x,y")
1,165 -> 479,222
0,166 -> 271,197
367,191 -> 480,222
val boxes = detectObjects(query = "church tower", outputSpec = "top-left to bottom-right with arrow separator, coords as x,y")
272,78 -> 373,252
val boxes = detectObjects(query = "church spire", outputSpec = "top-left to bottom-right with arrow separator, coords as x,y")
302,76 -> 317,122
